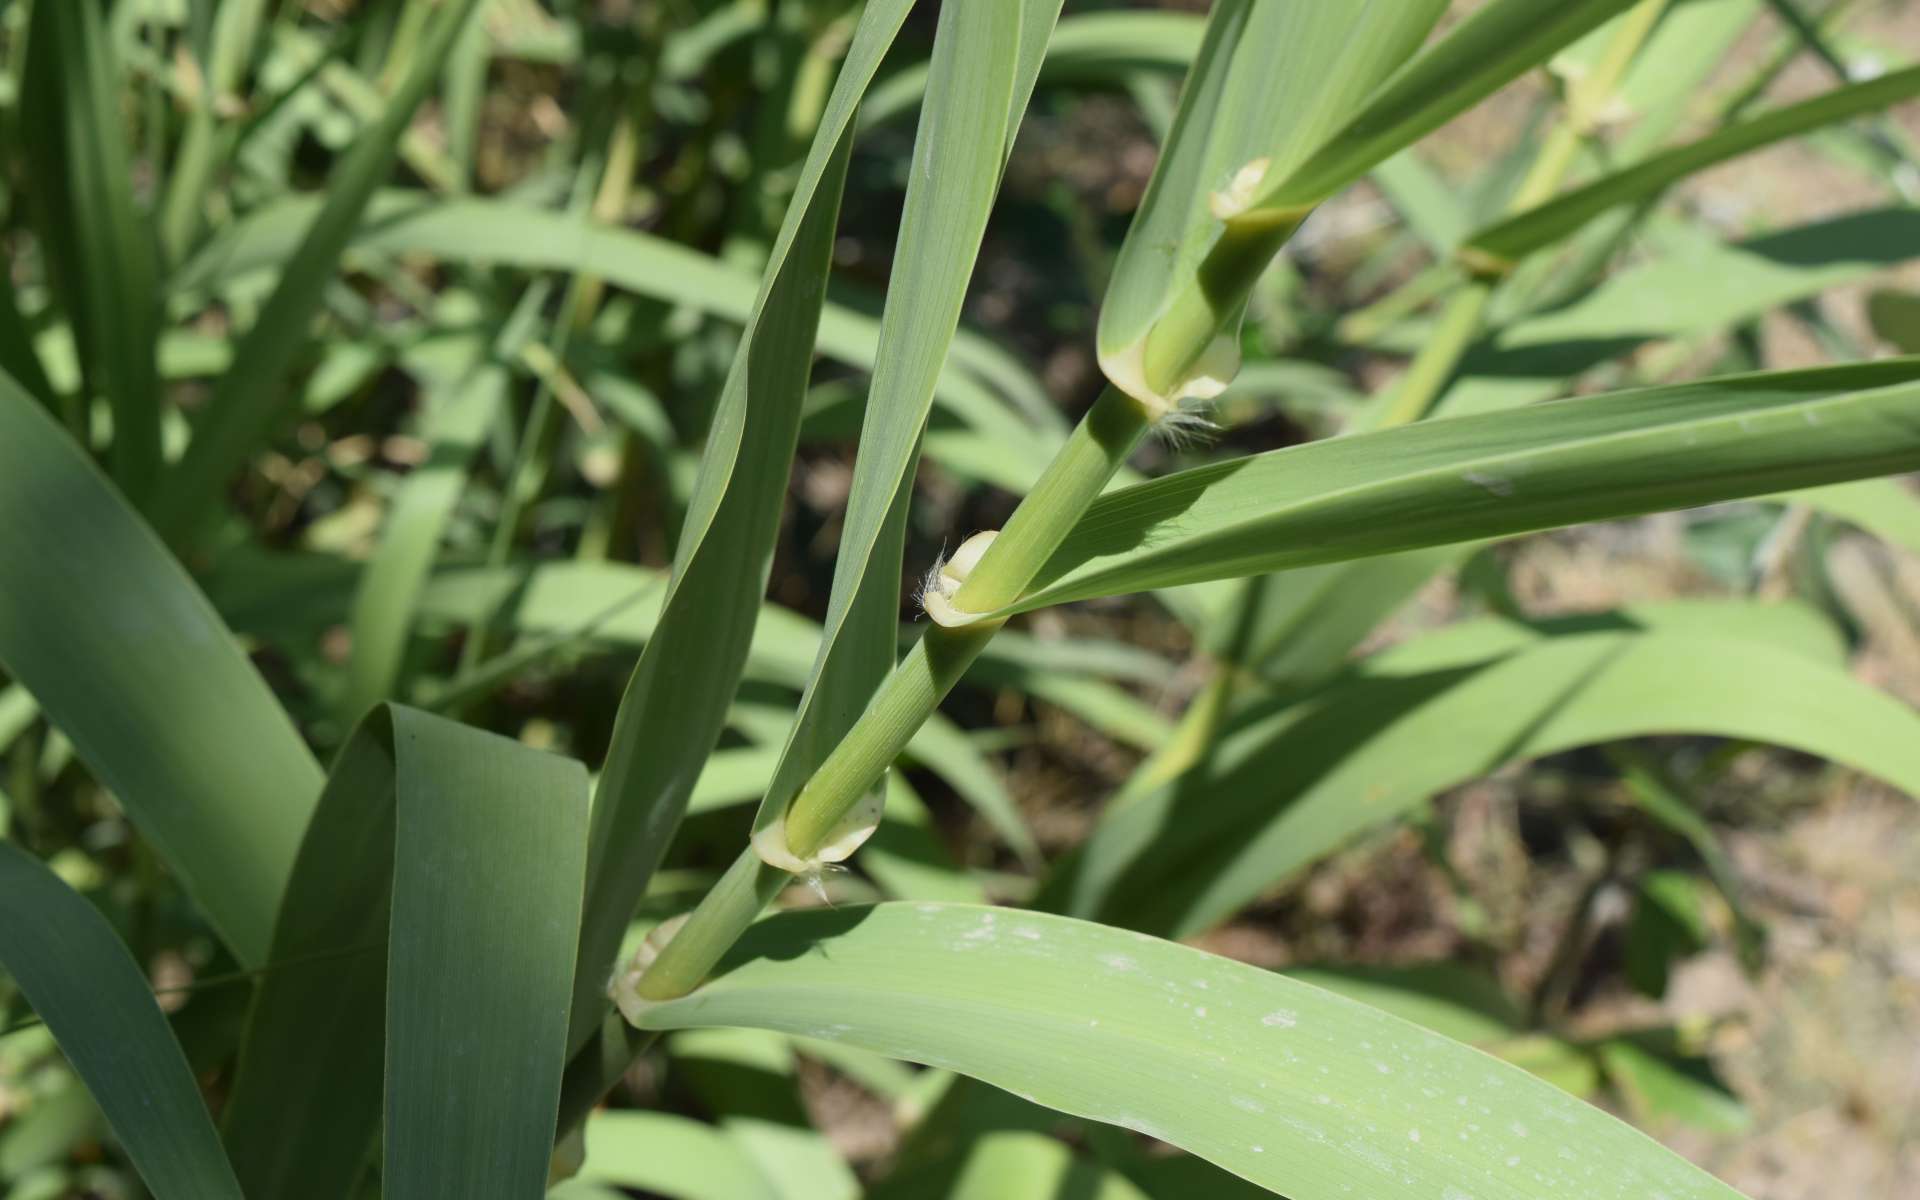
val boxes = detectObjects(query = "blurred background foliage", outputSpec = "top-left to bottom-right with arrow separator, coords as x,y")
1,0 -> 1918,1197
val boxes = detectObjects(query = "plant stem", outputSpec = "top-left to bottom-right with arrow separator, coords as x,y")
1140,216 -> 1304,398
632,388 -> 1156,1002
1368,280 -> 1495,430
952,385 -> 1149,614
635,846 -> 786,1001
1368,0 -> 1670,430
1337,261 -> 1462,346
784,622 -> 1003,857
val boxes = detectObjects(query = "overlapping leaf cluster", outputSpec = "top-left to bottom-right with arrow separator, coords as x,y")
1,2 -> 1917,1198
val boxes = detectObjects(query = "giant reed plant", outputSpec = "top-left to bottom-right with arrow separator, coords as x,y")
2,1 -> 1919,1197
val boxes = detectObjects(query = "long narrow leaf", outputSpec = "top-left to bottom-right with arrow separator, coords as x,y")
20,0 -> 163,502
1099,0 -> 1444,389
1434,209 -> 1920,419
344,351 -> 507,717
632,903 -> 1744,1200
1463,65 -> 1920,270
859,11 -> 1205,131
1505,208 -> 1920,354
173,194 -> 1052,457
570,0 -> 915,1046
1257,0 -> 1640,210
1077,618 -> 1919,935
1003,363 -> 1920,613
221,705 -> 587,1200
0,843 -> 243,1199
745,1 -> 1054,867
159,0 -> 270,259
406,559 -> 1165,713
0,372 -> 320,966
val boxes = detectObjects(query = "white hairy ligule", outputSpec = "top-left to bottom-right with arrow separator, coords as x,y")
922,529 -> 999,628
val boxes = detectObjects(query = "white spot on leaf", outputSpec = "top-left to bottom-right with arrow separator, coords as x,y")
1463,471 -> 1514,498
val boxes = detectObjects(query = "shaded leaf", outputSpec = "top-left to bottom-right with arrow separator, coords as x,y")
0,843 -> 242,1199
0,372 -> 320,967
222,705 -> 588,1200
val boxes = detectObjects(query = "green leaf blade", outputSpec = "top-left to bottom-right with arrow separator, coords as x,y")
152,0 -> 488,546
221,705 -> 589,1200
1464,64 -> 1920,269
1016,363 -> 1920,612
745,0 -> 1056,866
20,0 -> 163,502
572,0 -> 916,1046
635,903 -> 1745,1200
1099,0 -> 1445,392
344,354 -> 506,717
171,192 -> 1048,445
384,707 -> 589,1197
1261,0 -> 1642,210
0,843 -> 244,1200
1087,620 -> 1920,936
0,373 -> 320,967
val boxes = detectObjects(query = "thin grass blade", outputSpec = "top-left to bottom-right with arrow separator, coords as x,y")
1254,0 -> 1642,212
159,0 -> 270,260
744,0 -> 1055,870
343,345 -> 507,717
172,193 -> 1052,465
1434,209 -> 1920,420
1463,65 -> 1920,271
20,0 -> 163,502
1081,613 -> 1916,935
151,0 -> 487,546
570,0 -> 916,1048
859,10 -> 1204,132
1098,0 -> 1444,402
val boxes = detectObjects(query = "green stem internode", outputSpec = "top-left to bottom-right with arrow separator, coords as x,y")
1369,280 -> 1495,430
631,384 -> 1155,1003
1139,215 -> 1305,398
634,846 -> 786,1002
1373,0 -> 1669,430
952,385 -> 1150,615
1337,261 -> 1463,346
782,621 -> 1000,858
